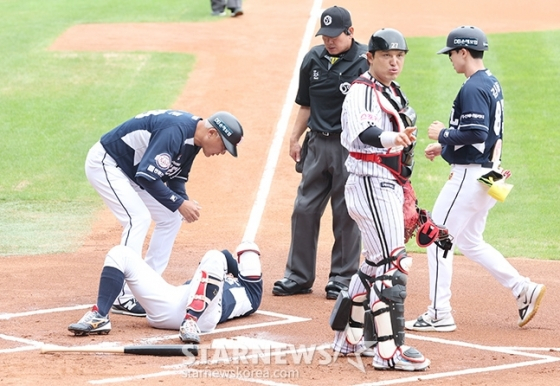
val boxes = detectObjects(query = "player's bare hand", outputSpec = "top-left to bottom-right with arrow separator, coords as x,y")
179,200 -> 202,223
425,143 -> 442,161
395,127 -> 417,147
428,121 -> 445,140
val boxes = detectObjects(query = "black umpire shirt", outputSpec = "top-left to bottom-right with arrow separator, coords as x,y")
295,40 -> 368,134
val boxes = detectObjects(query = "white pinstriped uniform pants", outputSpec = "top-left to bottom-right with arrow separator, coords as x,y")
333,173 -> 407,355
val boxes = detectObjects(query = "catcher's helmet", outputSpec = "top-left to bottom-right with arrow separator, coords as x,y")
208,111 -> 243,157
368,28 -> 408,53
437,26 -> 488,54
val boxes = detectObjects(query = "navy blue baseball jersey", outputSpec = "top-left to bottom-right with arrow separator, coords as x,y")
219,275 -> 263,323
100,109 -> 202,211
439,69 -> 504,165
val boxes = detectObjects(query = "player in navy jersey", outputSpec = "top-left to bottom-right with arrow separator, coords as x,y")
406,26 -> 545,333
85,109 -> 244,317
68,241 -> 262,344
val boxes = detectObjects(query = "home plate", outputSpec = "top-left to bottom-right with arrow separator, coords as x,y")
211,336 -> 290,350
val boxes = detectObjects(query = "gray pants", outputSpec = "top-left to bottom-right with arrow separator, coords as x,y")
211,0 -> 242,12
284,131 -> 361,288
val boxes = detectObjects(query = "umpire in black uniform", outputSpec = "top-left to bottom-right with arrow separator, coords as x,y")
273,6 -> 367,299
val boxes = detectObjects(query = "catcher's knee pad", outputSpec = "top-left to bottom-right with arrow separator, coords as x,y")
186,269 -> 223,314
372,269 -> 408,359
391,247 -> 412,275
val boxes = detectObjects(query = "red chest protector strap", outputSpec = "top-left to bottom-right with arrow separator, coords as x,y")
349,151 -> 408,185
350,76 -> 413,185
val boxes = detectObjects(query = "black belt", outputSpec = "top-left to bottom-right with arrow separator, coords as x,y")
311,130 -> 341,137
481,162 -> 493,168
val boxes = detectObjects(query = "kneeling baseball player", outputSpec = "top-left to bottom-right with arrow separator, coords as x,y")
68,241 -> 262,344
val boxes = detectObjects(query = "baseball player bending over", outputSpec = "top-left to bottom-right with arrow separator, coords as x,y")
330,28 -> 430,371
68,241 -> 262,343
85,109 -> 243,317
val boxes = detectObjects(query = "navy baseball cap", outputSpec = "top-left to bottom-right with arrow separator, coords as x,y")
315,6 -> 352,38
208,111 -> 244,157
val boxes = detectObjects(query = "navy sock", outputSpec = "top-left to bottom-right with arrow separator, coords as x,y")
96,266 -> 125,316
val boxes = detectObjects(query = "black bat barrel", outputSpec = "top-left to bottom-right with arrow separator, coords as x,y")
123,344 -> 198,357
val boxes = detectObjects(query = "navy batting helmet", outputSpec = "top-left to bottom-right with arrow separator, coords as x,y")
208,111 -> 243,157
368,28 -> 408,53
437,26 -> 488,54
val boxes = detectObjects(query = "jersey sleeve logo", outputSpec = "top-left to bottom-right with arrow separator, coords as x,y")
155,153 -> 172,170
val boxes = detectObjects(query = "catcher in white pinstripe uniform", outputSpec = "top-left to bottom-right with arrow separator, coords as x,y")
329,28 -> 430,371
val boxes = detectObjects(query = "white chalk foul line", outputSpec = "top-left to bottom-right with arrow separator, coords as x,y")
0,304 -> 91,320
241,0 -> 324,243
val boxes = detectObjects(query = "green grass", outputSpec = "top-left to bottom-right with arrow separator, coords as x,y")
1,2 -> 559,259
0,0 -> 214,255
401,31 -> 560,259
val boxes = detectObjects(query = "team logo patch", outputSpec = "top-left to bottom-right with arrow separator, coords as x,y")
380,181 -> 395,190
155,153 -> 171,169
323,15 -> 332,26
339,82 -> 351,95
313,69 -> 319,80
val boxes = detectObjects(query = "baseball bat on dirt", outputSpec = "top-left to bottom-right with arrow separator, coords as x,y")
40,344 -> 198,357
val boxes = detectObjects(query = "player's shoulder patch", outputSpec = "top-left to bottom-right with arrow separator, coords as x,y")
155,153 -> 171,169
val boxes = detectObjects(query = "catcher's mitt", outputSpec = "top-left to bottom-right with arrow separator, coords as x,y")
403,180 -> 419,243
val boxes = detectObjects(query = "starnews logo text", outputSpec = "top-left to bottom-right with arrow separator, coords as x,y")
180,343 -> 368,373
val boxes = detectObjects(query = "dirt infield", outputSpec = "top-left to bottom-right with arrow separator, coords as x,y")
2,0 -> 560,385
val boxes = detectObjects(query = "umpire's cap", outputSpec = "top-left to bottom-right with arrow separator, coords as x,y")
437,26 -> 488,54
315,6 -> 352,37
368,28 -> 408,53
208,111 -> 243,157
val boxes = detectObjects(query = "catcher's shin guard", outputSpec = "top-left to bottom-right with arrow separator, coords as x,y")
363,309 -> 377,348
371,268 -> 408,359
346,293 -> 369,345
185,270 -> 222,317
